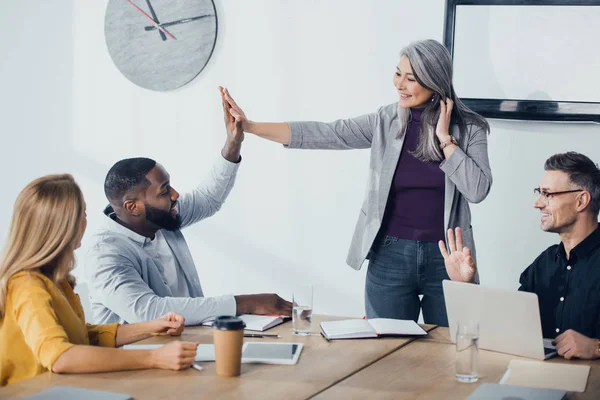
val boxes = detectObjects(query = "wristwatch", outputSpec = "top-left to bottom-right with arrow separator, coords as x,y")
439,135 -> 457,150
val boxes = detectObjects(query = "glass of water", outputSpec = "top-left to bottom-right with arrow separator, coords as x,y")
292,284 -> 313,335
455,322 -> 479,383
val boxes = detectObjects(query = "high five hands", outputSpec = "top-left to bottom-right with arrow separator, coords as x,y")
219,86 -> 244,144
219,86 -> 249,135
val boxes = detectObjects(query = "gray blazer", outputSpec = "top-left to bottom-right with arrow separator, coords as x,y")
287,102 -> 492,271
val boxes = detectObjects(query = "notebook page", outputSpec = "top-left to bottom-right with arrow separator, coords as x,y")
368,319 -> 427,336
320,319 -> 377,339
238,314 -> 286,331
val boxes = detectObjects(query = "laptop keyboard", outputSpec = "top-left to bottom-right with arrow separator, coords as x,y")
544,347 -> 556,355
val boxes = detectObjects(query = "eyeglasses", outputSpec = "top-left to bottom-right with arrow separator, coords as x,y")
533,188 -> 583,203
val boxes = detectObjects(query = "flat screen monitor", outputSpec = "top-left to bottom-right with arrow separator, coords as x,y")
444,1 -> 600,123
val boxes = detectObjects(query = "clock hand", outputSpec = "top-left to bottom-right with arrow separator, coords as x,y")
145,0 -> 166,41
144,14 -> 214,31
125,0 -> 176,40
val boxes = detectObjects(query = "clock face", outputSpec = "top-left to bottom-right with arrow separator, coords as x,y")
104,0 -> 217,91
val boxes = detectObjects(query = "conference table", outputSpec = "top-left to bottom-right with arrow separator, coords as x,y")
315,327 -> 600,400
0,315 -> 598,399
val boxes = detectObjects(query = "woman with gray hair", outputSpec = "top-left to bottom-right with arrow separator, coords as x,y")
220,39 -> 491,326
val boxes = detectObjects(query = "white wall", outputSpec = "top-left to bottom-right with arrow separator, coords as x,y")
1,0 -> 599,320
0,0 -> 74,229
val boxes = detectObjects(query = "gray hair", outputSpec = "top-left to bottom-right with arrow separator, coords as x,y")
544,152 -> 600,216
397,39 -> 490,162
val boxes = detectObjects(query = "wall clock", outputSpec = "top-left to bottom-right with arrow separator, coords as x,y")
105,0 -> 218,91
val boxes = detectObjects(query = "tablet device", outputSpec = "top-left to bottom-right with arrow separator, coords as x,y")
23,386 -> 133,400
241,342 -> 303,365
123,343 -> 220,362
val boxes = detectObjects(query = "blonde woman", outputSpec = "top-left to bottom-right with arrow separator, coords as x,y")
0,174 -> 199,386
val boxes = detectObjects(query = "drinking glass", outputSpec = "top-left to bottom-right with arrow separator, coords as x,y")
455,322 -> 479,383
292,284 -> 313,335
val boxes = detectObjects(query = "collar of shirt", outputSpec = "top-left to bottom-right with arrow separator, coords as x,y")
555,225 -> 600,264
409,107 -> 423,123
103,205 -> 154,247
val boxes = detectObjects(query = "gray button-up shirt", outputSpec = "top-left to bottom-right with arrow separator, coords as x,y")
84,156 -> 239,325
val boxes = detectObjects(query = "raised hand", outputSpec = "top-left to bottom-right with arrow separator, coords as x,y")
438,227 -> 476,283
435,97 -> 454,142
219,86 -> 244,144
220,87 -> 249,131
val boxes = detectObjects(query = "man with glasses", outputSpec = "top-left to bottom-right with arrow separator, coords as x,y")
440,152 -> 600,360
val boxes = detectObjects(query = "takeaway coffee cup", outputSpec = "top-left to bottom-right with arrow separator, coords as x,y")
212,316 -> 246,377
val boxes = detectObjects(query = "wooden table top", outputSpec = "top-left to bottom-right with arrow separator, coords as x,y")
0,315 -> 435,400
314,327 -> 600,400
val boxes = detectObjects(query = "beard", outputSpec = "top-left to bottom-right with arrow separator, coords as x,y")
145,203 -> 182,231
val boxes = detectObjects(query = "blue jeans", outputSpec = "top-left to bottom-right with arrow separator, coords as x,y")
365,235 -> 450,326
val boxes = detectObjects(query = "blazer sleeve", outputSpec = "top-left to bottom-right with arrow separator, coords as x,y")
177,155 -> 240,229
286,111 -> 378,150
86,323 -> 119,347
440,126 -> 492,204
85,248 -> 236,325
8,274 -> 75,370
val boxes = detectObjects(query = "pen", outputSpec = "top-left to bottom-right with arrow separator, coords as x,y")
320,332 -> 331,342
243,334 -> 280,338
191,363 -> 204,372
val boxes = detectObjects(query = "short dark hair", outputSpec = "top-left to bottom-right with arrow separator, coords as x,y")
104,158 -> 156,204
544,152 -> 600,215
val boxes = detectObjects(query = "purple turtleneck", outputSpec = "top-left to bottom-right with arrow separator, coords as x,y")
380,107 -> 445,242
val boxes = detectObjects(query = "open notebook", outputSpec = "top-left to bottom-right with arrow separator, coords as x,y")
202,314 -> 290,332
320,318 -> 427,340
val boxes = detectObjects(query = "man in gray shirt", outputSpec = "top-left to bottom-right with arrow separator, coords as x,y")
85,99 -> 292,325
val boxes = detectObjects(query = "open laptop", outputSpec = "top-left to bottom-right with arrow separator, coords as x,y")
443,280 -> 557,360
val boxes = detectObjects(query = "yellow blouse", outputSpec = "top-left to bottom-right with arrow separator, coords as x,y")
0,271 -> 119,386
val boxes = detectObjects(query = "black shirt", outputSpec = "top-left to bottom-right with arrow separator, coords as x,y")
519,226 -> 600,339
